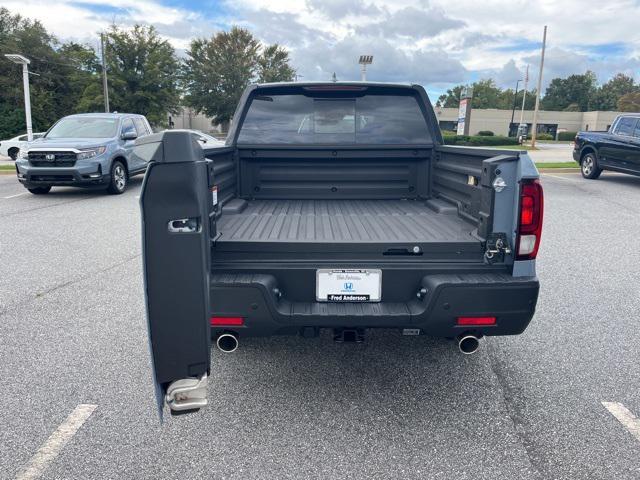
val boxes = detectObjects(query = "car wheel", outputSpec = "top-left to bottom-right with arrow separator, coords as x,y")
581,152 -> 602,179
107,160 -> 128,194
8,148 -> 19,161
27,186 -> 51,195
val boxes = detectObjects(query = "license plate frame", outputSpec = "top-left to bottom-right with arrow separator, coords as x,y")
316,269 -> 382,302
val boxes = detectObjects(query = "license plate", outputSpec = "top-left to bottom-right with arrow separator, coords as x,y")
316,269 -> 381,302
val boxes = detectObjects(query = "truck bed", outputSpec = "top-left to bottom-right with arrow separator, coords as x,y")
215,199 -> 481,259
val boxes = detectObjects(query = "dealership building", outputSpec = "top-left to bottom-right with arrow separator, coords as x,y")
435,107 -> 624,137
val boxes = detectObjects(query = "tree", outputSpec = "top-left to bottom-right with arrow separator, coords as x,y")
617,92 -> 640,112
541,71 -> 598,111
183,27 -> 296,128
0,8 -> 98,138
467,79 -> 502,109
258,45 -> 295,83
592,73 -> 637,111
436,81 -> 536,110
436,85 -> 464,108
87,25 -> 180,126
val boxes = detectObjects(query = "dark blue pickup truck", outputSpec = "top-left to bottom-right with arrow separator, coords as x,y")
573,114 -> 640,179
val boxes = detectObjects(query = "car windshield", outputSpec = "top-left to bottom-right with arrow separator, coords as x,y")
46,117 -> 119,139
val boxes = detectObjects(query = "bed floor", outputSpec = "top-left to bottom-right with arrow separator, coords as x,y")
216,199 -> 477,244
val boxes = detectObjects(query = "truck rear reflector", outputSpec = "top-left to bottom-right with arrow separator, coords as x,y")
210,316 -> 244,326
457,316 -> 497,326
516,179 -> 544,260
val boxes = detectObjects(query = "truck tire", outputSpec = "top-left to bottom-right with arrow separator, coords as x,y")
581,152 -> 602,179
27,186 -> 51,195
107,160 -> 128,194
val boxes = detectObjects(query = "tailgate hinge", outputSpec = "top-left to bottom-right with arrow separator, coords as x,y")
165,373 -> 208,412
484,232 -> 511,263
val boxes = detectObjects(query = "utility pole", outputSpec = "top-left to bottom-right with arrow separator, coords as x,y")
530,26 -> 547,148
101,33 -> 110,113
4,54 -> 33,141
519,65 -> 529,127
510,79 -> 521,136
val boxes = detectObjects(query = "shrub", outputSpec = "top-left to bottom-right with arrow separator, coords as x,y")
558,131 -> 577,141
477,130 -> 494,136
443,135 -> 519,146
525,133 -> 554,140
536,133 -> 554,140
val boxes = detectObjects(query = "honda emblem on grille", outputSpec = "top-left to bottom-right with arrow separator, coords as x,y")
45,154 -> 56,161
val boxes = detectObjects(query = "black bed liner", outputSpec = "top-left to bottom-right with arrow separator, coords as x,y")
217,198 -> 474,242
214,198 -> 482,260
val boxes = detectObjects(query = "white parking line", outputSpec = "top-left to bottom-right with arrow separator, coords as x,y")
4,192 -> 27,199
15,404 -> 97,480
602,401 -> 640,443
542,173 -> 580,182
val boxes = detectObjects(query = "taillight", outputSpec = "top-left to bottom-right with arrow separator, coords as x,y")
457,316 -> 497,326
516,179 -> 544,260
210,316 -> 244,326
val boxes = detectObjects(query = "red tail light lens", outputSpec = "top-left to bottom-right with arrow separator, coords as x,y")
457,316 -> 497,326
210,316 -> 244,326
517,179 -> 544,260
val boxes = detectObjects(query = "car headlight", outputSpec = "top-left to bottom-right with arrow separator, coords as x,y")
18,149 -> 29,160
77,146 -> 107,160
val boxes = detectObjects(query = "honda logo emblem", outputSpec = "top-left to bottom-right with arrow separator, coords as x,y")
45,154 -> 56,161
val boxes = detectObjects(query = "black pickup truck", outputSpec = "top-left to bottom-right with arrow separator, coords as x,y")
573,114 -> 640,179
136,82 -> 543,415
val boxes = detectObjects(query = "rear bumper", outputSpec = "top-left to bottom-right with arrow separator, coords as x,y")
210,272 -> 539,338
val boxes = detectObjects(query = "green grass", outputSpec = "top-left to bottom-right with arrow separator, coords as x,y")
535,162 -> 579,169
0,163 -> 15,171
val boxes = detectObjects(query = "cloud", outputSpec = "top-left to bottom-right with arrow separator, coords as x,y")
305,0 -> 381,19
3,0 -> 640,100
289,34 -> 466,85
355,6 -> 465,38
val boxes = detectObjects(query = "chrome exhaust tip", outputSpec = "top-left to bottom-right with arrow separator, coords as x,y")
458,335 -> 480,355
216,333 -> 239,353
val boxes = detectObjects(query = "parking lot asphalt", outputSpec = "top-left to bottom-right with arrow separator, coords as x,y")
1,171 -> 639,480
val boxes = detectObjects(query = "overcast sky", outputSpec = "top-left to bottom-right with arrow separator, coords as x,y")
4,0 -> 640,101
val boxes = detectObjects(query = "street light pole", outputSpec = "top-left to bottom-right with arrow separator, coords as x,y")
510,79 -> 521,136
358,55 -> 373,81
4,54 -> 33,141
101,33 -> 110,113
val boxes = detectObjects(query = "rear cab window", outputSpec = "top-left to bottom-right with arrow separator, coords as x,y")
614,117 -> 638,136
632,119 -> 640,139
237,86 -> 432,145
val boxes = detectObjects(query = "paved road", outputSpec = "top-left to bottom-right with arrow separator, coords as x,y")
526,142 -> 574,164
0,172 -> 639,479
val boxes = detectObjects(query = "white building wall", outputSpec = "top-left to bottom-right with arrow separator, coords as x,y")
436,108 -> 626,136
169,108 -> 222,134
